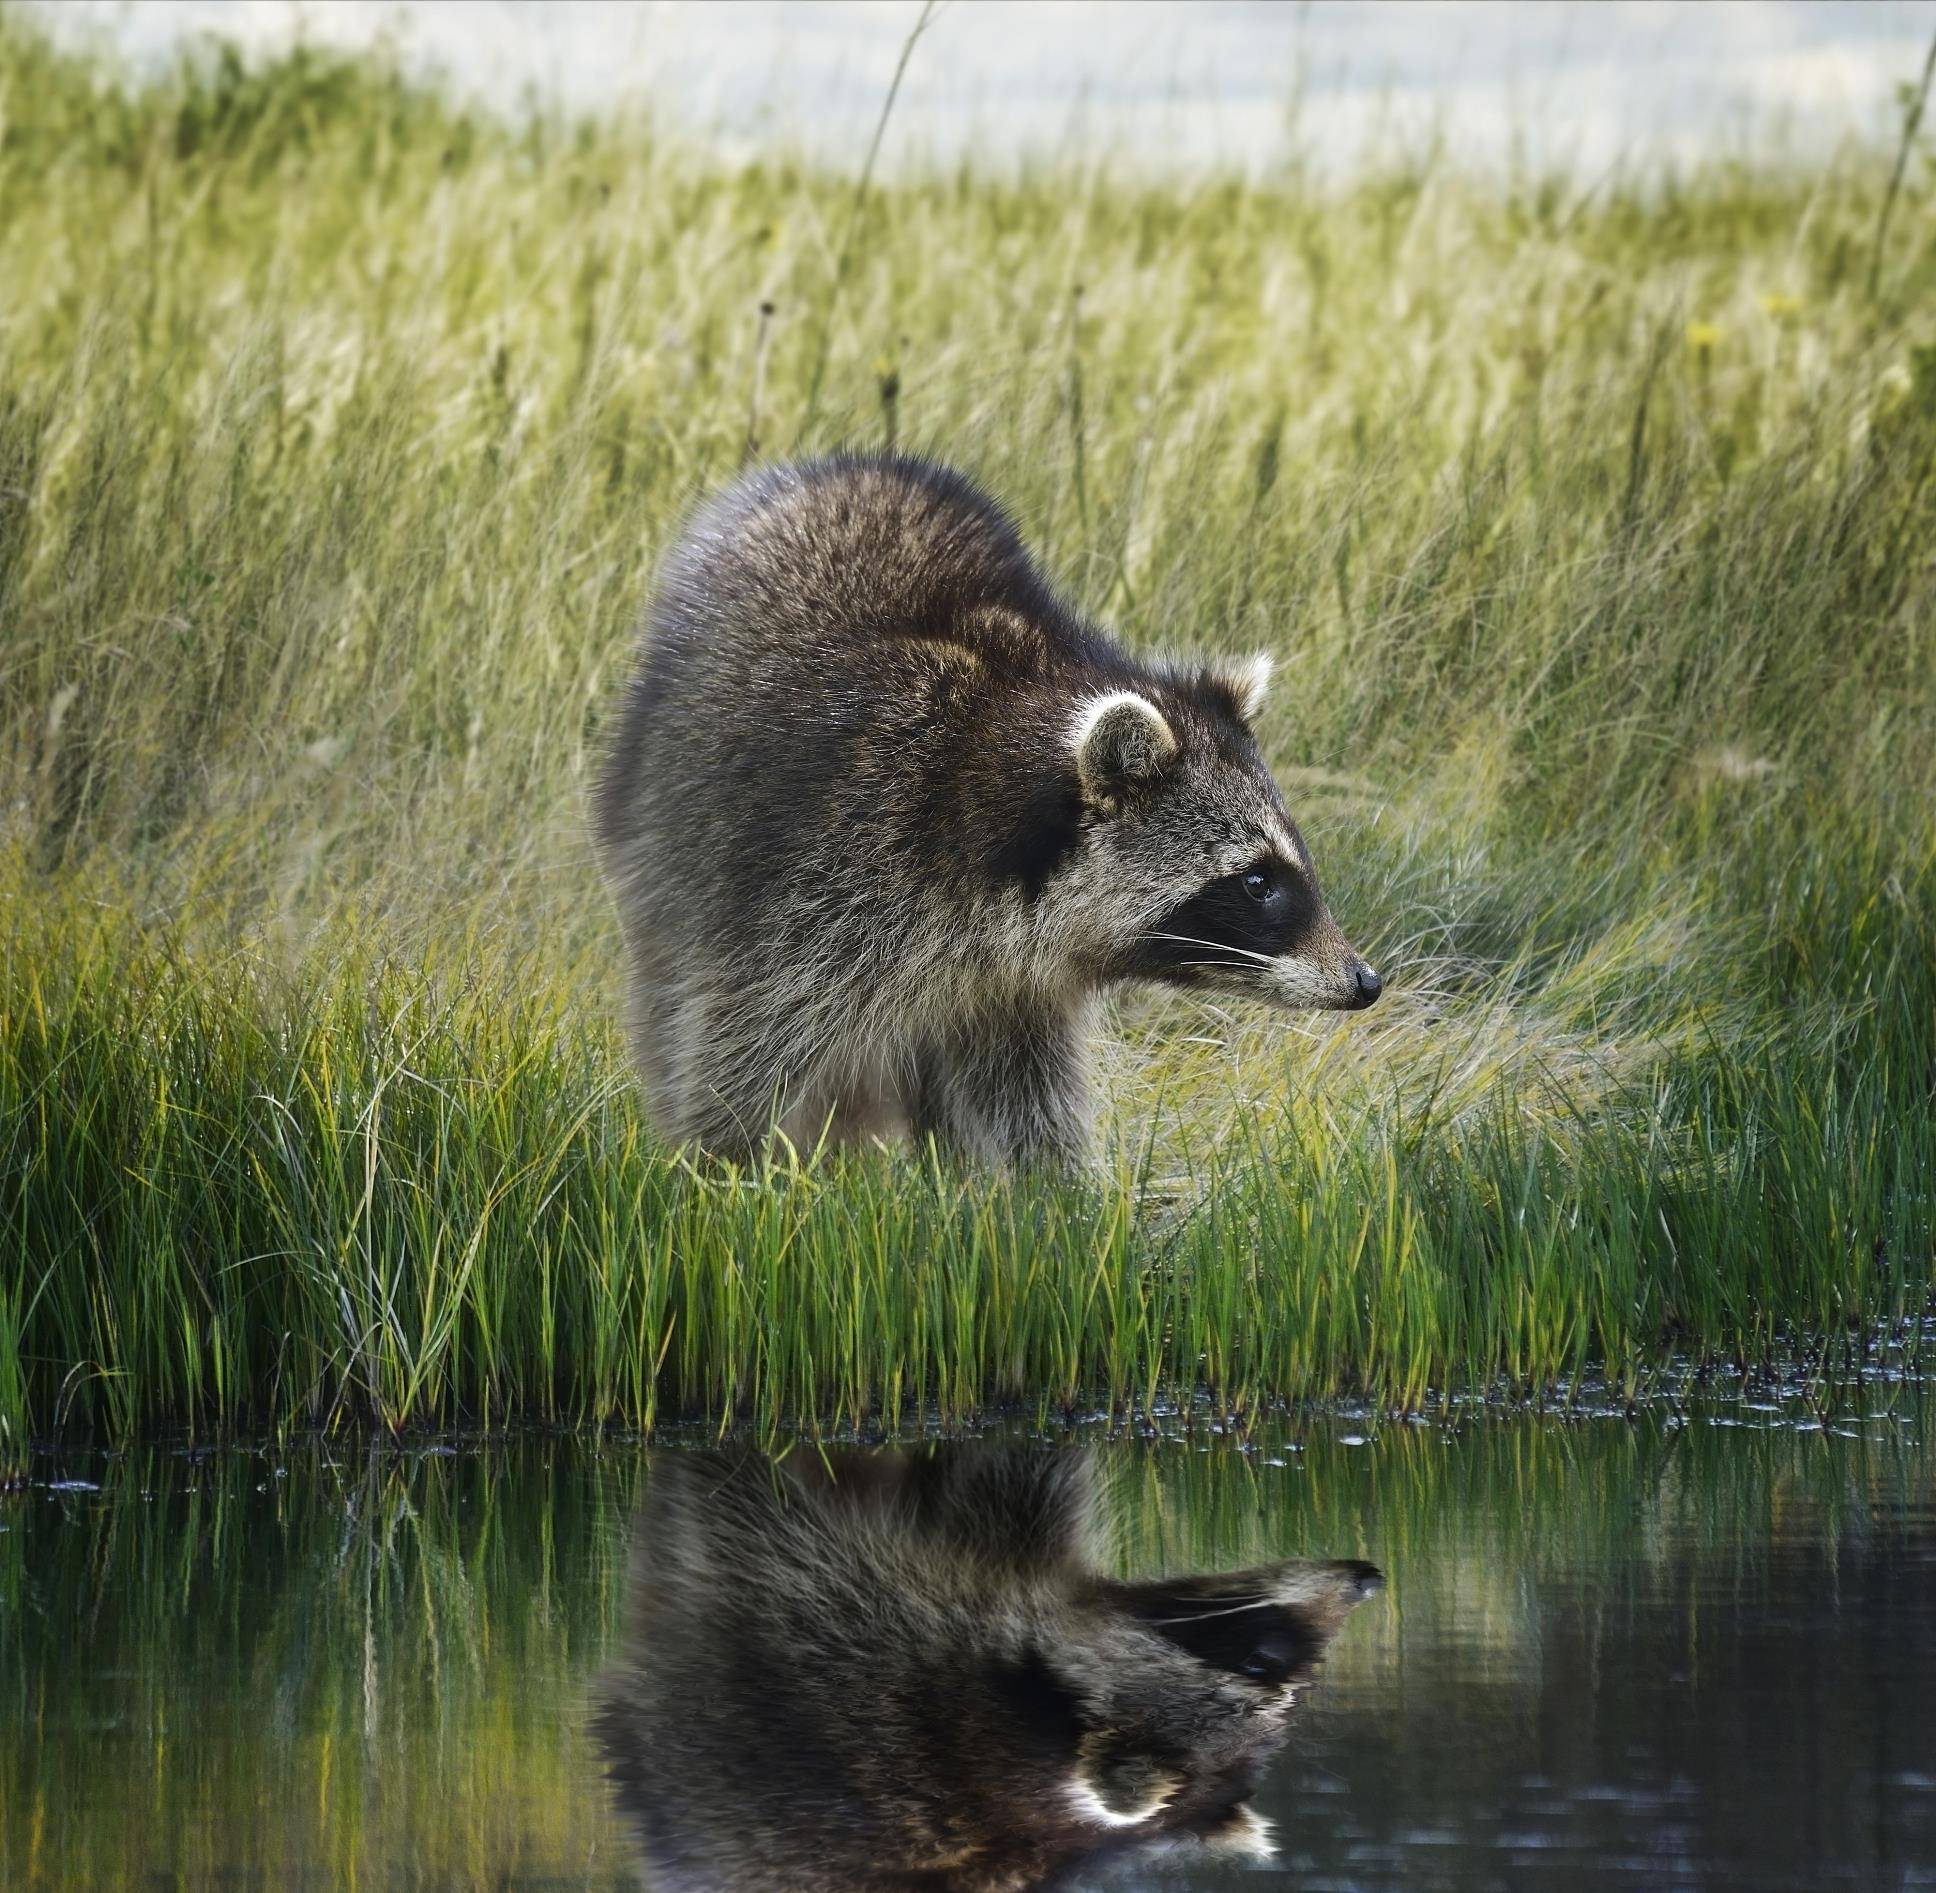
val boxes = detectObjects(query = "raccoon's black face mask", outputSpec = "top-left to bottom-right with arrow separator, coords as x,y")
1139,854 -> 1325,983
1121,1580 -> 1342,1684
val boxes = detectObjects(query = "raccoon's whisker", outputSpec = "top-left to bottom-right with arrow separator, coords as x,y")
1144,1600 -> 1280,1625
1139,931 -> 1280,968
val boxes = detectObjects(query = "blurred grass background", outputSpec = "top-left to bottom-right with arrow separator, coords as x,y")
1,12 -> 1932,1458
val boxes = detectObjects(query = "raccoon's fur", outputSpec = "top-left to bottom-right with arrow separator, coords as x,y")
593,453 -> 1382,1166
592,1447 -> 1381,1892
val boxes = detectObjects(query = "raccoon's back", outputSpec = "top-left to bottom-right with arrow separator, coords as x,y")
652,454 -> 1055,658
593,455 -> 1111,899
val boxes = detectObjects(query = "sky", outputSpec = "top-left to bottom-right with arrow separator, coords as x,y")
29,1 -> 1936,175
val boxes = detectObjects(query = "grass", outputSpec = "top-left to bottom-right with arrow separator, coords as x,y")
1,14 -> 1933,1458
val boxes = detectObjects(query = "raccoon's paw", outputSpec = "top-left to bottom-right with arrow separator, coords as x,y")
1068,1735 -> 1180,1827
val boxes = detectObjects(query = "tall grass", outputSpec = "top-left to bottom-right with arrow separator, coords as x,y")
1,15 -> 1933,1454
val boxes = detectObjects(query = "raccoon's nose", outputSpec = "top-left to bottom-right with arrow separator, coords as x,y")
1350,961 -> 1383,1009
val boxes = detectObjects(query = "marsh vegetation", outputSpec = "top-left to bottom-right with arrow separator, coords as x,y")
1,17 -> 1932,1455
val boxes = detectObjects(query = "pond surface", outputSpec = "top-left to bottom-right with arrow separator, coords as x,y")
4,1396 -> 1934,1890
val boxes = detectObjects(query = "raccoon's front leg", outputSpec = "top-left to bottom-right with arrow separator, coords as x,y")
911,1003 -> 1095,1172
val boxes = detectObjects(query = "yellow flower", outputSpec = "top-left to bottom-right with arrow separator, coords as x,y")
1686,321 -> 1723,351
1759,293 -> 1801,318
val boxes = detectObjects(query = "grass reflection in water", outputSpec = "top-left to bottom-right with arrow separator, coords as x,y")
3,1402 -> 1931,1889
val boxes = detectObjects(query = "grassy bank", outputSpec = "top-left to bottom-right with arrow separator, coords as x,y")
2,16 -> 1933,1456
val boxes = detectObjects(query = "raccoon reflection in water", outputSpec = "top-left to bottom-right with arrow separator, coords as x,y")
593,1447 -> 1381,1891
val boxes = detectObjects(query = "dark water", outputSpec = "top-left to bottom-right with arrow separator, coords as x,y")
4,1399 -> 1933,1890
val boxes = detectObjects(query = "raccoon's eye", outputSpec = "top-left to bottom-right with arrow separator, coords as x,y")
1238,1634 -> 1297,1684
1241,868 -> 1273,902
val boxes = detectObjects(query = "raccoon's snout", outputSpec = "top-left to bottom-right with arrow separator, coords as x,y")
1349,960 -> 1383,1009
1338,1559 -> 1385,1598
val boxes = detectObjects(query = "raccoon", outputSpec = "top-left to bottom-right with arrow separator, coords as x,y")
592,1446 -> 1382,1892
593,453 -> 1382,1167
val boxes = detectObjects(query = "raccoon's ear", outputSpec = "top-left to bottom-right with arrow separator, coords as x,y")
1069,1734 -> 1181,1827
1224,651 -> 1273,723
1072,691 -> 1177,803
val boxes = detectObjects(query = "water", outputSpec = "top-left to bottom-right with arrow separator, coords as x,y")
5,1401 -> 1933,1890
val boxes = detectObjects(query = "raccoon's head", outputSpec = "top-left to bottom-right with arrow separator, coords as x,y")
1044,1552 -> 1383,1857
1064,655 -> 1382,1011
